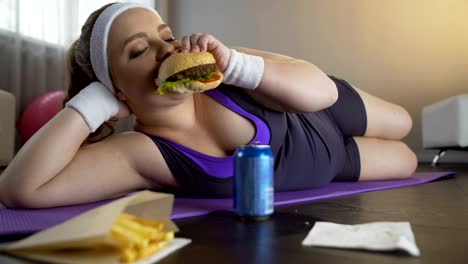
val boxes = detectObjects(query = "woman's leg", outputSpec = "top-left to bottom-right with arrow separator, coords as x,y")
327,79 -> 417,181
353,86 -> 417,180
353,86 -> 413,140
354,137 -> 417,181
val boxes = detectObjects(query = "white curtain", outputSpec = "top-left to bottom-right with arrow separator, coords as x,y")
0,0 -> 155,116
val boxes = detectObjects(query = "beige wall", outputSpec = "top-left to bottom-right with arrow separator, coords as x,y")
169,0 -> 468,162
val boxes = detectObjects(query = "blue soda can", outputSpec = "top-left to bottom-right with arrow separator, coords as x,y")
234,144 -> 274,220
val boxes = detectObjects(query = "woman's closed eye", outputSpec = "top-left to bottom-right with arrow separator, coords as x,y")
129,38 -> 176,59
129,47 -> 148,59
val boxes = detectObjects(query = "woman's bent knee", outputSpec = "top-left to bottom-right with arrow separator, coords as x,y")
377,106 -> 413,140
394,106 -> 413,140
395,141 -> 417,178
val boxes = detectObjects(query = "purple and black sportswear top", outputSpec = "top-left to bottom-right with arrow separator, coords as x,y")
144,76 -> 367,197
153,89 -> 270,178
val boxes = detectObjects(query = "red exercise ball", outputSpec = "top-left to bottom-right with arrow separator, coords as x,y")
18,90 -> 67,143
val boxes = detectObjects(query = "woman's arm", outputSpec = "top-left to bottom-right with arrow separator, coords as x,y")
179,33 -> 337,113
0,108 -> 154,208
231,46 -> 338,113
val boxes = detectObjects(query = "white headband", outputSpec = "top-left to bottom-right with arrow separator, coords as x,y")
90,2 -> 159,93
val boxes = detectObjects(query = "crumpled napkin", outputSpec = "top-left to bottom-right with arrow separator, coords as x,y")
302,221 -> 420,256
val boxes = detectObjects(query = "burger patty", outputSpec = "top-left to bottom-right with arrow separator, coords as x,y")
167,64 -> 217,82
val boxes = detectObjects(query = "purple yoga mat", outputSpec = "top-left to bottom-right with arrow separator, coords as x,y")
0,172 -> 454,236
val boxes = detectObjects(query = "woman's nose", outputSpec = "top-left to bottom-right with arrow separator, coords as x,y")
156,40 -> 182,62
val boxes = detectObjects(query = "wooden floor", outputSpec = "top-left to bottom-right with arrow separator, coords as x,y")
162,164 -> 468,264
1,164 -> 467,263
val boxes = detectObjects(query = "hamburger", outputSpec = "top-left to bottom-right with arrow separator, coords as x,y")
155,52 -> 223,95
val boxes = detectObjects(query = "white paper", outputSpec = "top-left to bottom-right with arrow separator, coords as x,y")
302,222 -> 420,256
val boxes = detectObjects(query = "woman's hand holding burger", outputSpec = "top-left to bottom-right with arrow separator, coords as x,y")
180,33 -> 231,74
180,33 -> 265,91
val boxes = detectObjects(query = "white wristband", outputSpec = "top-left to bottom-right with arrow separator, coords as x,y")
222,49 -> 265,90
65,82 -> 119,132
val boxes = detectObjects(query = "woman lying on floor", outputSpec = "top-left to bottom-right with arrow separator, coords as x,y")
0,2 -> 416,208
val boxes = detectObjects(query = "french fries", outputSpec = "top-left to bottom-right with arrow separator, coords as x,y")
110,213 -> 174,263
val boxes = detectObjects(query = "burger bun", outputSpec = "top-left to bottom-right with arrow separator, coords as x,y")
155,52 -> 223,95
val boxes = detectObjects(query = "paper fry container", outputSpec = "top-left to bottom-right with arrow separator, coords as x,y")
0,191 -> 191,264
